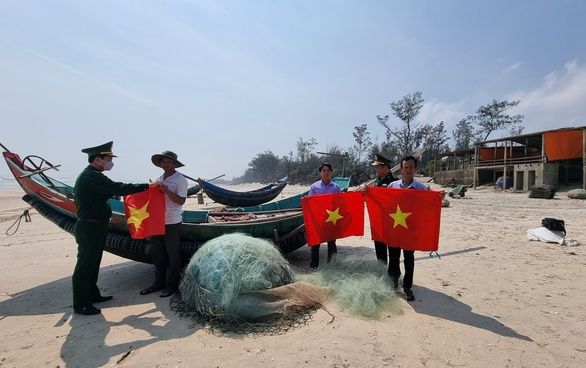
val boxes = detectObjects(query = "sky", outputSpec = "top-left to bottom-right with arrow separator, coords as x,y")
1,0 -> 585,182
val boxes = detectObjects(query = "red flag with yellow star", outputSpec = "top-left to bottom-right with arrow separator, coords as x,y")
364,187 -> 442,251
301,191 -> 364,245
123,187 -> 165,239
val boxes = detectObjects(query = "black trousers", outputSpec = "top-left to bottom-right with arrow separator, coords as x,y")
374,241 -> 388,264
309,240 -> 337,268
388,246 -> 415,290
149,223 -> 182,290
72,221 -> 108,308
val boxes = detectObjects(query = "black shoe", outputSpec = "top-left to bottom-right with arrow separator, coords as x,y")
140,285 -> 164,295
93,295 -> 113,303
74,305 -> 101,315
404,288 -> 415,302
159,289 -> 176,298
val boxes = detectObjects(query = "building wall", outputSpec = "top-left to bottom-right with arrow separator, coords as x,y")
434,169 -> 475,186
543,162 -> 559,186
513,163 -> 541,190
512,162 -> 559,190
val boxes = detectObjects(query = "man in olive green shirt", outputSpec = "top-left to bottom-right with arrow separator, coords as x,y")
370,153 -> 398,264
73,141 -> 157,315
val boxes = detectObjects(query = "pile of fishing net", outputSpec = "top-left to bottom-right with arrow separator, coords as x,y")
176,233 -> 332,333
174,233 -> 402,333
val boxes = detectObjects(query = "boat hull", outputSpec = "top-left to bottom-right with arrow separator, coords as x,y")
2,151 -> 308,264
199,178 -> 287,207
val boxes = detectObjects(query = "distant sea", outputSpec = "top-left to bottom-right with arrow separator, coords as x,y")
0,177 -> 75,189
0,177 -> 19,188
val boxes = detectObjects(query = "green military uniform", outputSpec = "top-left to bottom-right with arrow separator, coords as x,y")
374,173 -> 396,187
371,153 -> 397,186
72,142 -> 148,312
371,153 -> 398,264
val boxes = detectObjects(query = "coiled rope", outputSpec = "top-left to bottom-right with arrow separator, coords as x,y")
5,209 -> 31,236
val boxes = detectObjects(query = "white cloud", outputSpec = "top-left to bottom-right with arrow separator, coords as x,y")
419,99 -> 467,132
509,60 -> 586,131
501,62 -> 522,74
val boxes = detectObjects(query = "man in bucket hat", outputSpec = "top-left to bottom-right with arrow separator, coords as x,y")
140,150 -> 188,298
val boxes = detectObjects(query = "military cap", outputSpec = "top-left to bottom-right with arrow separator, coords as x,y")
81,141 -> 117,157
151,150 -> 185,168
371,153 -> 391,167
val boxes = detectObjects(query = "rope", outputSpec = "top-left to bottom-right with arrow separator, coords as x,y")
5,209 -> 32,236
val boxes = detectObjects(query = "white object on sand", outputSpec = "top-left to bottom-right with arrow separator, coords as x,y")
527,227 -> 565,245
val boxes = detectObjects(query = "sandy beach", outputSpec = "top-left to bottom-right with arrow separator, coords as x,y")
1,181 -> 585,368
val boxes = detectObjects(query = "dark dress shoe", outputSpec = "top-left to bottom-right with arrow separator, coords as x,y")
74,305 -> 101,315
140,285 -> 164,295
159,289 -> 176,298
93,295 -> 113,303
404,288 -> 415,302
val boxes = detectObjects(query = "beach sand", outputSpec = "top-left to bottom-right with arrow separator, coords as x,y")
1,182 -> 585,367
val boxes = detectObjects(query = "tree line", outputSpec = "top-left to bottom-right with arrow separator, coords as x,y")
233,91 -> 524,185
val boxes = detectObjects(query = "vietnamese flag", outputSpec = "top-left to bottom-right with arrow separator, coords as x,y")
123,187 -> 165,239
364,187 -> 442,251
301,191 -> 364,245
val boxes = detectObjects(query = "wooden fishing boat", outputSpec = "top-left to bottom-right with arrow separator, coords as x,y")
186,174 -> 225,197
228,176 -> 352,212
198,177 -> 288,207
186,183 -> 201,197
1,149 -> 307,264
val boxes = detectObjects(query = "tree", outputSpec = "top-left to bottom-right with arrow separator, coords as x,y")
452,118 -> 475,150
419,122 -> 450,174
377,91 -> 427,157
509,125 -> 525,136
247,150 -> 282,183
470,99 -> 524,142
351,124 -> 372,162
296,137 -> 318,163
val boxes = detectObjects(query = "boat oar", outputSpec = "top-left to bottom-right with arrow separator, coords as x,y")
179,173 -> 225,183
179,173 -> 199,183
206,174 -> 225,182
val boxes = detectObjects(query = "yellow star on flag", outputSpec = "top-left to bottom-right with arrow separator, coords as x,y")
127,201 -> 150,230
389,204 -> 411,229
325,207 -> 343,225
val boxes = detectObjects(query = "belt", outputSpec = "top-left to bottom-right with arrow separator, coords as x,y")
77,218 -> 104,224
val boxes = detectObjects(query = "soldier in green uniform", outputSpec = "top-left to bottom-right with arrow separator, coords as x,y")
370,153 -> 398,264
72,141 -> 158,315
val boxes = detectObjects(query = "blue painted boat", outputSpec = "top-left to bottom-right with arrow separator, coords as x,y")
198,177 -> 288,207
230,176 -> 351,212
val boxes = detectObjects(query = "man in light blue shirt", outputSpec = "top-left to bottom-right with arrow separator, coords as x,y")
387,155 -> 429,301
308,163 -> 341,269
308,165 -> 341,196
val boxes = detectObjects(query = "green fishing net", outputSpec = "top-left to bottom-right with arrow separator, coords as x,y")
175,233 -> 401,333
177,233 -> 331,332
301,257 -> 402,319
